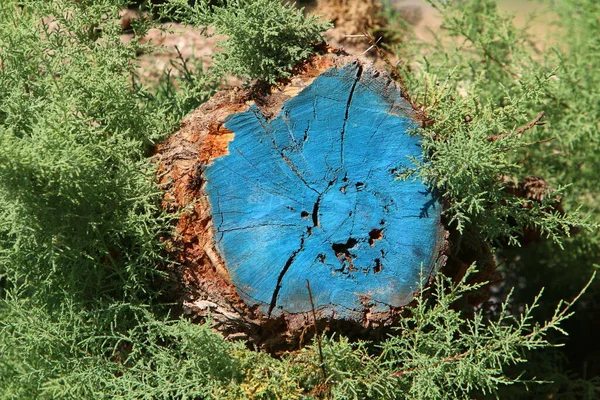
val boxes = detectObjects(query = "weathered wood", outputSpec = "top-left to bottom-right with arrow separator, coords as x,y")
156,50 -> 447,346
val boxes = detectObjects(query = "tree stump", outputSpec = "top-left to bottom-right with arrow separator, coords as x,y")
156,50 -> 447,348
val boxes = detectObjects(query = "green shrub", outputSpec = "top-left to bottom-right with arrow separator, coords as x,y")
389,0 -> 600,397
163,0 -> 332,84
0,0 -> 170,305
1,0 -> 599,399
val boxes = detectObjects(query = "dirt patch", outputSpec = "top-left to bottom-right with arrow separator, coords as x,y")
120,10 -> 240,86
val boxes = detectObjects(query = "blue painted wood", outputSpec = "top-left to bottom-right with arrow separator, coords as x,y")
205,61 -> 443,318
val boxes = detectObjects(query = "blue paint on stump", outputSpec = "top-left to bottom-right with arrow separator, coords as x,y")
205,61 -> 443,318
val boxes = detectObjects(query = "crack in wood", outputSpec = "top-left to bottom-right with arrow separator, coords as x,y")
312,196 -> 321,227
228,148 -> 304,204
268,232 -> 307,317
251,108 -> 320,196
339,63 -> 363,173
219,223 -> 298,233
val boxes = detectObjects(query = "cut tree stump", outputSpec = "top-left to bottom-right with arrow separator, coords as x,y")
156,50 -> 447,348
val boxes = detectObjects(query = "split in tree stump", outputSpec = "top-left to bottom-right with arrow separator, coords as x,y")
156,51 -> 447,346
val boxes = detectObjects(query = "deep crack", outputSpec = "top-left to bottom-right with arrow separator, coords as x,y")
340,64 -> 363,167
268,233 -> 307,316
312,196 -> 321,227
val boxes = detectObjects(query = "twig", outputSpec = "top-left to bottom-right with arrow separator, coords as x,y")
525,271 -> 597,339
482,49 -> 522,79
362,36 -> 382,55
306,280 -> 328,391
487,111 -> 546,141
514,112 -> 547,135
505,136 -> 554,150
392,272 -> 597,379
363,31 -> 408,94
392,352 -> 465,377
457,28 -> 522,79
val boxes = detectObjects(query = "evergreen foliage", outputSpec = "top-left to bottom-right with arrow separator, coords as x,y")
163,0 -> 332,83
389,0 -> 600,397
396,0 -> 595,246
0,0 -> 599,399
0,0 -> 194,307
